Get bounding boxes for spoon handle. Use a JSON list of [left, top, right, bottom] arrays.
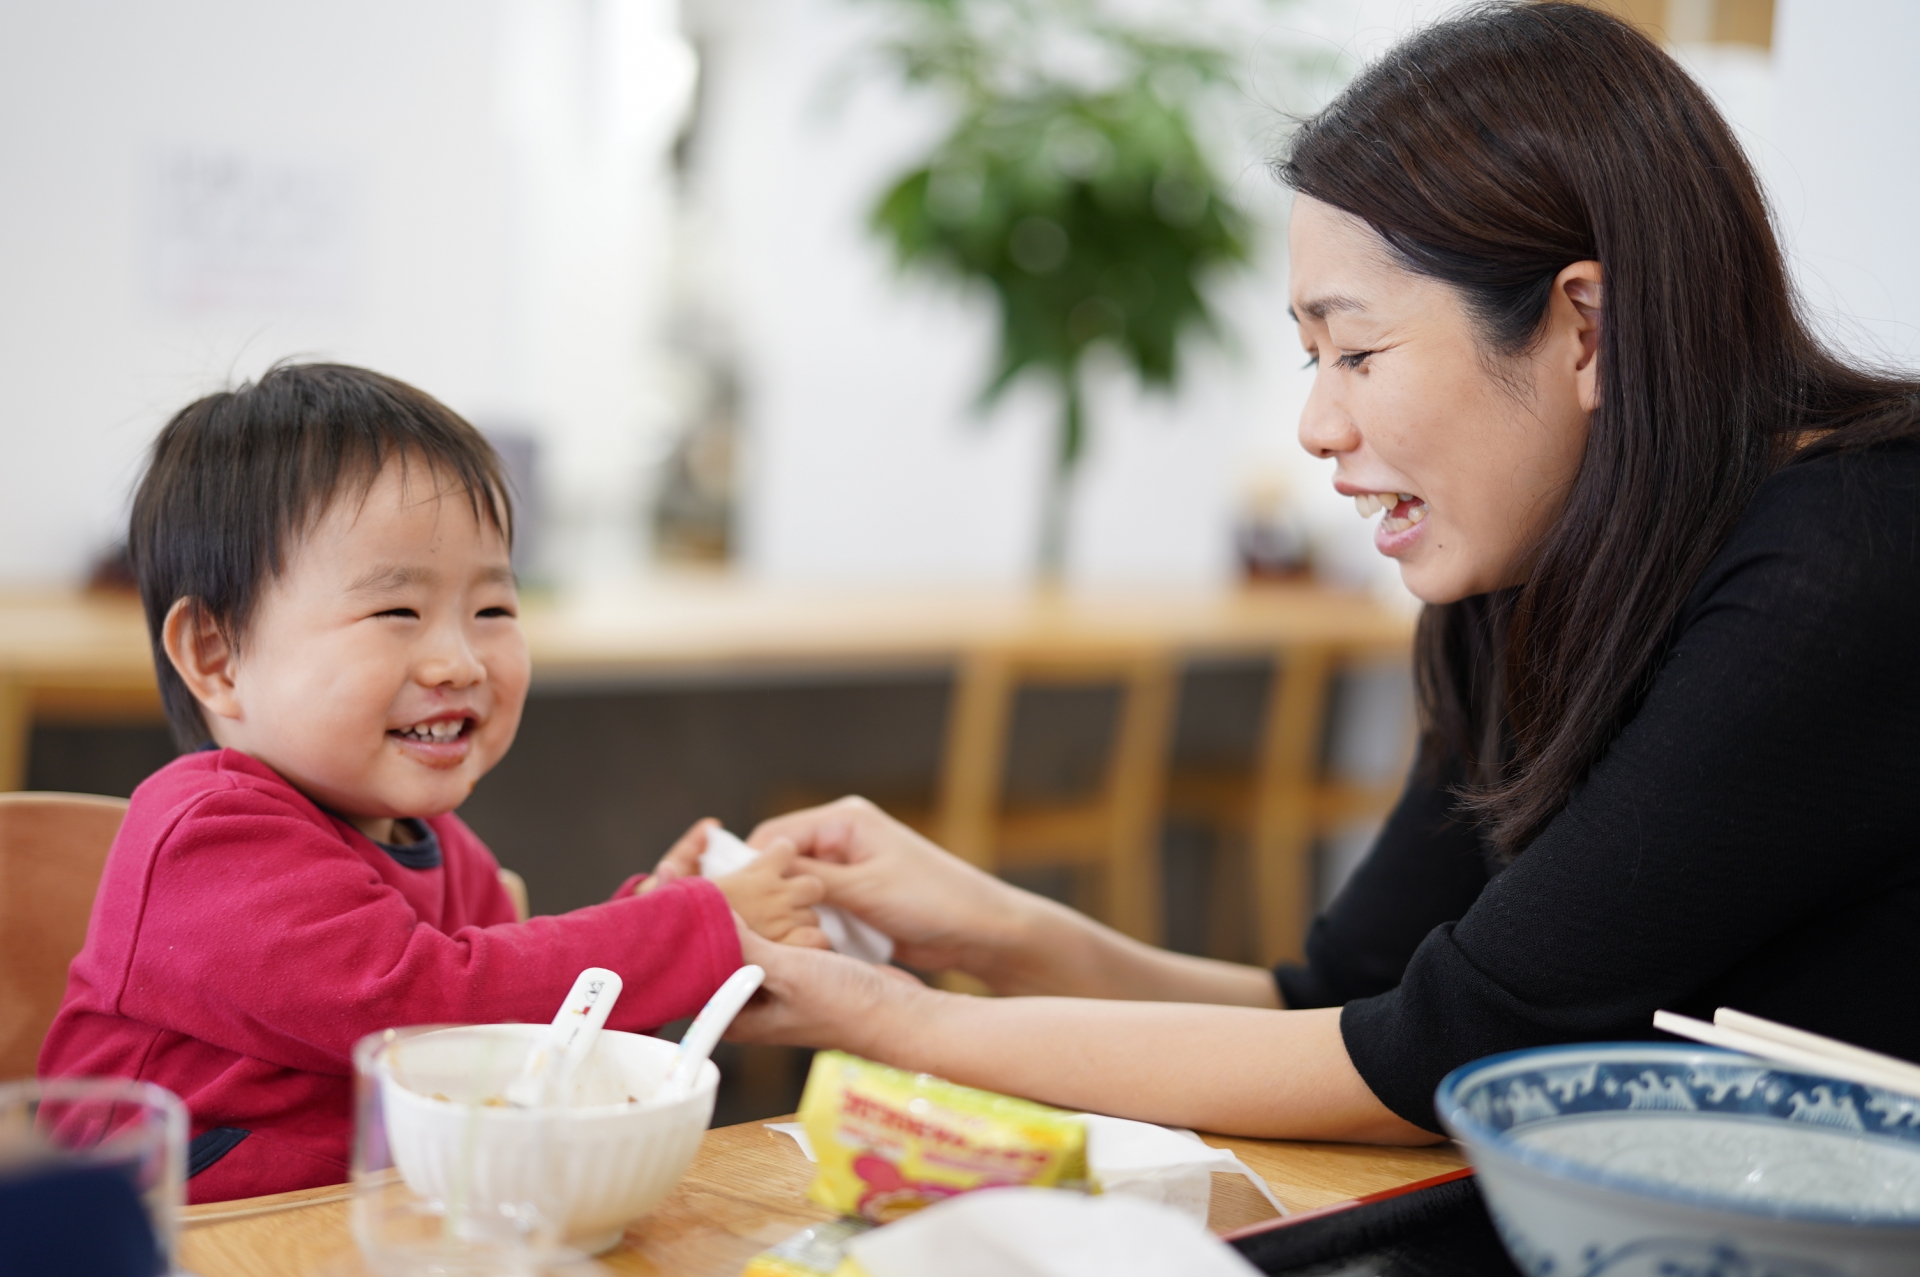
[[664, 965, 766, 1097], [506, 966, 624, 1107]]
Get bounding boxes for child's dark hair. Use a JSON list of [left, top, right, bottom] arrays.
[[130, 363, 514, 749]]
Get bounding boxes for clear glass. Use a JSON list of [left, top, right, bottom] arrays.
[[0, 1076, 187, 1275], [352, 1025, 580, 1277]]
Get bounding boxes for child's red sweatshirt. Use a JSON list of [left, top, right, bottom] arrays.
[[38, 749, 741, 1203]]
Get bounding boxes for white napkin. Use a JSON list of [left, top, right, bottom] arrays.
[[845, 1187, 1264, 1277], [1078, 1113, 1286, 1223], [700, 827, 895, 964], [765, 1113, 1285, 1225], [765, 1120, 813, 1159]]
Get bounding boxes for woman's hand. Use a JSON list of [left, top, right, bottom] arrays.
[[749, 796, 1279, 1005], [747, 797, 1038, 980], [727, 922, 931, 1054]]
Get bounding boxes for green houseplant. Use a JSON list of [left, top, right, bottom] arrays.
[[866, 0, 1263, 577]]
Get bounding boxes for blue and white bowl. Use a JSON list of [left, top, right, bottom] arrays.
[[1436, 1043, 1920, 1277]]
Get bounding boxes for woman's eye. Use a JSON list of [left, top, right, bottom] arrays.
[[1335, 349, 1374, 371], [1302, 353, 1320, 370]]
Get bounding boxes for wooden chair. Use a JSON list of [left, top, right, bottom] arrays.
[[0, 792, 128, 1080], [498, 866, 531, 923], [0, 789, 534, 1083], [935, 646, 1179, 945], [1164, 648, 1409, 965]]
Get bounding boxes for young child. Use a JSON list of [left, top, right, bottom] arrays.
[[38, 363, 827, 1203]]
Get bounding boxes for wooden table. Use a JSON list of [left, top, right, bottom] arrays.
[[179, 1117, 1467, 1276], [0, 581, 1413, 963]]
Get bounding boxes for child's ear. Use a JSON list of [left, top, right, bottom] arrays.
[[161, 598, 244, 723]]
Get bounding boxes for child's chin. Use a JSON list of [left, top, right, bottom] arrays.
[[369, 768, 474, 812]]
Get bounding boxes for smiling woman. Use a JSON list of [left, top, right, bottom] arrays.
[[1274, 6, 1920, 859], [710, 1, 1920, 1147], [1288, 211, 1600, 608]]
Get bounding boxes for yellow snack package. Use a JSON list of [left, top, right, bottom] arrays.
[[798, 1051, 1092, 1223]]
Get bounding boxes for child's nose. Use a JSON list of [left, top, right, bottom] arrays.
[[417, 624, 486, 687]]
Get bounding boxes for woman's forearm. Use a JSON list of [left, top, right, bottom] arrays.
[[756, 798, 1283, 1007], [847, 985, 1432, 1144], [969, 890, 1282, 1008]]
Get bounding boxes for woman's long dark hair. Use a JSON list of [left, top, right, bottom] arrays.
[[1277, 2, 1920, 859]]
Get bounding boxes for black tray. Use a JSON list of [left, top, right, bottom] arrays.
[[1226, 1168, 1523, 1277]]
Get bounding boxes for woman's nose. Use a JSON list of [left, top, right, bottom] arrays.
[[1298, 378, 1361, 459]]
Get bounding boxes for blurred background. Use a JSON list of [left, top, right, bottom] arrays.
[[2, 0, 1909, 1121]]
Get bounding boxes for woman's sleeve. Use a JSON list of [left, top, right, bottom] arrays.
[[1273, 749, 1491, 1009], [1341, 448, 1920, 1131]]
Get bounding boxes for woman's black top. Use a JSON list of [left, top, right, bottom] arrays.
[[1275, 441, 1920, 1132]]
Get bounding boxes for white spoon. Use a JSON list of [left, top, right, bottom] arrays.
[[504, 966, 624, 1108], [651, 964, 766, 1106]]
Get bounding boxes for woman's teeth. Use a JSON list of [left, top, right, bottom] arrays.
[[397, 720, 466, 743], [1383, 503, 1427, 533], [1354, 492, 1427, 532]]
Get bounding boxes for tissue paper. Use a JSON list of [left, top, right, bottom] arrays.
[[1078, 1114, 1286, 1224], [844, 1187, 1264, 1277], [699, 828, 894, 963]]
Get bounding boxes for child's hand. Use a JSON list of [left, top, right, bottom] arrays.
[[639, 819, 830, 950], [715, 840, 832, 950]]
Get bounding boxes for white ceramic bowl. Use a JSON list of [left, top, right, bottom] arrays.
[[1437, 1043, 1920, 1276], [378, 1024, 714, 1254]]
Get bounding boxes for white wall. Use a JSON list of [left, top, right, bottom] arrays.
[[1767, 0, 1920, 366], [694, 0, 1469, 593], [1671, 4, 1920, 366], [0, 0, 689, 588], [9, 1, 1902, 596], [697, 0, 1920, 593]]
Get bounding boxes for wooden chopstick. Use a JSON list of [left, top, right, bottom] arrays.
[[1653, 1009, 1920, 1099], [1714, 1008, 1920, 1089]]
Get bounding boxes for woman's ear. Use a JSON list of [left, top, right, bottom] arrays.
[[161, 598, 243, 725], [1555, 260, 1604, 413]]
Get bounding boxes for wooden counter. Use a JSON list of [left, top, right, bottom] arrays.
[[179, 1116, 1466, 1276], [0, 581, 1413, 962]]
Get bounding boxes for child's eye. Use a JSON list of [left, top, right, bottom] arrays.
[[477, 606, 517, 619], [1335, 349, 1374, 371], [375, 607, 419, 620]]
